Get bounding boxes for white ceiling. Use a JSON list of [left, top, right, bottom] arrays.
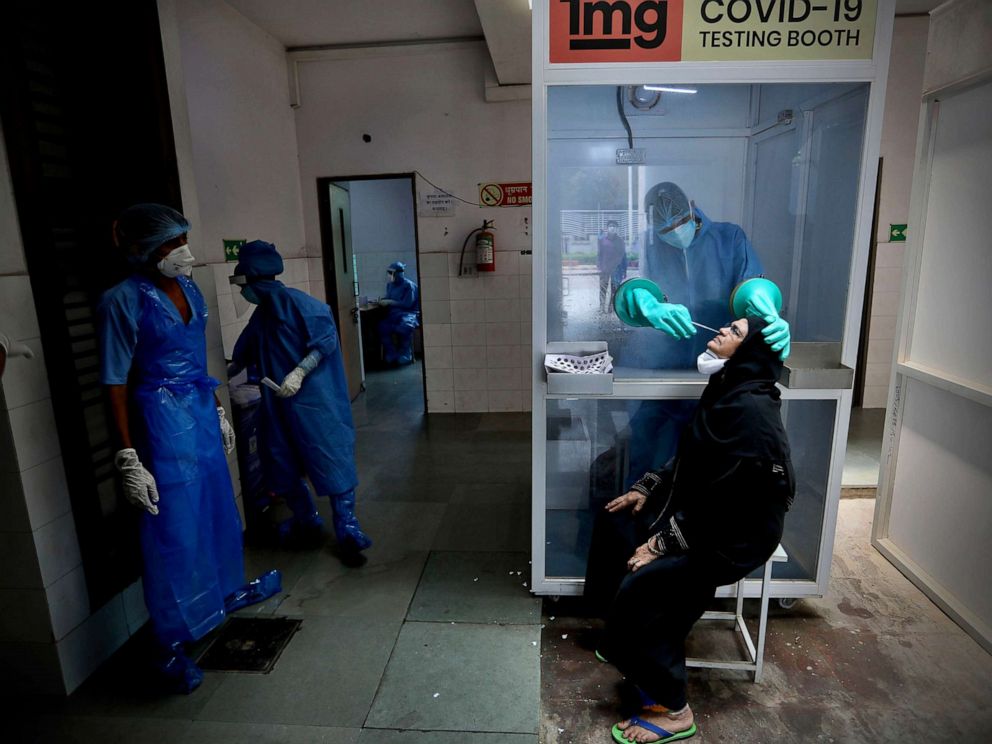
[[225, 0, 484, 49], [473, 0, 532, 86], [225, 0, 942, 84]]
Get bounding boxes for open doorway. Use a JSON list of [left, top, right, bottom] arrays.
[[316, 173, 426, 413]]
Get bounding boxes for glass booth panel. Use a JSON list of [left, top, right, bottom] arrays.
[[544, 397, 836, 582], [546, 83, 869, 377]]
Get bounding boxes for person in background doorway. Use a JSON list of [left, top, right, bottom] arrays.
[[228, 240, 372, 566], [98, 204, 281, 694], [585, 316, 794, 743], [598, 219, 627, 313], [377, 260, 419, 365]]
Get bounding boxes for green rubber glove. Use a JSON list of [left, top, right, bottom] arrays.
[[625, 289, 696, 340], [746, 292, 791, 361]]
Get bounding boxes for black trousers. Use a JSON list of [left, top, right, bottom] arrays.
[[584, 507, 783, 709]]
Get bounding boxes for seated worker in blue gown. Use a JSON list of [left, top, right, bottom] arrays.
[[585, 316, 795, 744], [227, 240, 372, 565], [619, 182, 791, 484], [377, 261, 420, 365], [98, 204, 281, 694]]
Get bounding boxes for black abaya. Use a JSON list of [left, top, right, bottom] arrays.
[[583, 317, 794, 709]]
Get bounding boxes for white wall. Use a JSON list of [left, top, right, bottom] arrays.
[[0, 128, 72, 695], [173, 0, 309, 358], [863, 15, 929, 408], [874, 0, 992, 652], [293, 42, 533, 412], [346, 178, 418, 292]]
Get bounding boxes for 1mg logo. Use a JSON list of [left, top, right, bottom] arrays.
[[550, 0, 684, 62], [563, 0, 669, 49]]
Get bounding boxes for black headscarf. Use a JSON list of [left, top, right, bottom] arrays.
[[684, 316, 790, 465]]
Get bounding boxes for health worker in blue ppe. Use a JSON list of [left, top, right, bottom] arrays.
[[98, 204, 281, 694], [377, 261, 420, 365], [228, 240, 372, 565], [619, 182, 791, 483]]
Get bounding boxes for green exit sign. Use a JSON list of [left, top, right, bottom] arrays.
[[889, 224, 907, 242], [224, 239, 246, 261]]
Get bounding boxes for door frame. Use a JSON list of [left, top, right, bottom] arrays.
[[315, 172, 427, 413]]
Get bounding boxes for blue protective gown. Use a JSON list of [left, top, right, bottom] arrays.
[[378, 276, 419, 363], [98, 275, 244, 645], [231, 281, 358, 499], [624, 208, 765, 482]]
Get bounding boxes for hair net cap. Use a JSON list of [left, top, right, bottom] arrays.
[[388, 261, 406, 273], [115, 203, 190, 264], [235, 240, 284, 278]]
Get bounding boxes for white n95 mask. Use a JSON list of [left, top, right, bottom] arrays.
[[696, 349, 727, 376], [659, 220, 696, 251], [157, 245, 195, 278]]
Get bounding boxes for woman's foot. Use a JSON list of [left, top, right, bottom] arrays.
[[615, 705, 695, 743]]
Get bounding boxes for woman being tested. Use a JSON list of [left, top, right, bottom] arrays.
[[99, 205, 280, 693], [584, 316, 794, 743]]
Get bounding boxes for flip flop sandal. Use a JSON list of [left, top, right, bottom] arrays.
[[611, 718, 697, 744]]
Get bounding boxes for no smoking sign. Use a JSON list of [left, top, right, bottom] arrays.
[[478, 182, 531, 208]]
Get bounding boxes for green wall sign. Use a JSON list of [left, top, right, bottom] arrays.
[[223, 239, 246, 262], [889, 224, 907, 242]]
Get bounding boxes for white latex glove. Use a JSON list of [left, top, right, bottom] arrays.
[[217, 407, 236, 455], [0, 332, 35, 359], [114, 448, 160, 515], [276, 367, 307, 398]]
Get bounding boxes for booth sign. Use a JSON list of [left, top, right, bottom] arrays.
[[550, 0, 877, 63]]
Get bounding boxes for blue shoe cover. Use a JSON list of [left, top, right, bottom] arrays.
[[224, 569, 283, 613], [157, 643, 203, 694], [330, 491, 372, 552]]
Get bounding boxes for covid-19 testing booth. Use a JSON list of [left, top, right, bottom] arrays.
[[530, 0, 896, 599]]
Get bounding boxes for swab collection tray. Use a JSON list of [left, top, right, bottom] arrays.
[[544, 342, 614, 395]]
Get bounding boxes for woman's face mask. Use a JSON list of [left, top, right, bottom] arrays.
[[157, 244, 195, 278], [696, 349, 727, 376]]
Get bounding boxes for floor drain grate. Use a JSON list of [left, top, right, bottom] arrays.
[[197, 616, 302, 673]]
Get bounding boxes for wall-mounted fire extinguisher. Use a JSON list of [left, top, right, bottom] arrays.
[[458, 219, 496, 276], [476, 226, 495, 272]]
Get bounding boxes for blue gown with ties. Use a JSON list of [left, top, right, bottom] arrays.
[[98, 275, 244, 645]]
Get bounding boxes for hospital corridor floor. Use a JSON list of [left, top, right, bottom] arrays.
[[7, 364, 992, 742]]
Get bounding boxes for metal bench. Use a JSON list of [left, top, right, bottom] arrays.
[[685, 543, 788, 682]]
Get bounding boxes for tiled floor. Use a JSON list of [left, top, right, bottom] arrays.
[[9, 363, 541, 743], [8, 370, 992, 743]]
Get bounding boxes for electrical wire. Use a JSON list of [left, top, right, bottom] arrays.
[[616, 86, 634, 149], [414, 170, 479, 206]]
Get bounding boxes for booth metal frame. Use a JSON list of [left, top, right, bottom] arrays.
[[530, 0, 897, 599]]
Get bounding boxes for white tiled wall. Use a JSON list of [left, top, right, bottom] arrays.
[[860, 17, 929, 408], [863, 242, 905, 408], [420, 247, 533, 413]]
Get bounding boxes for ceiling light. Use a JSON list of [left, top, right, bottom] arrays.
[[643, 86, 697, 94], [627, 85, 661, 110]]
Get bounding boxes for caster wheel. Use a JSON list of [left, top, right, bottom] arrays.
[[778, 597, 798, 610]]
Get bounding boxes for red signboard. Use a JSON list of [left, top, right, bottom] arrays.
[[479, 182, 532, 208], [550, 0, 684, 63]]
